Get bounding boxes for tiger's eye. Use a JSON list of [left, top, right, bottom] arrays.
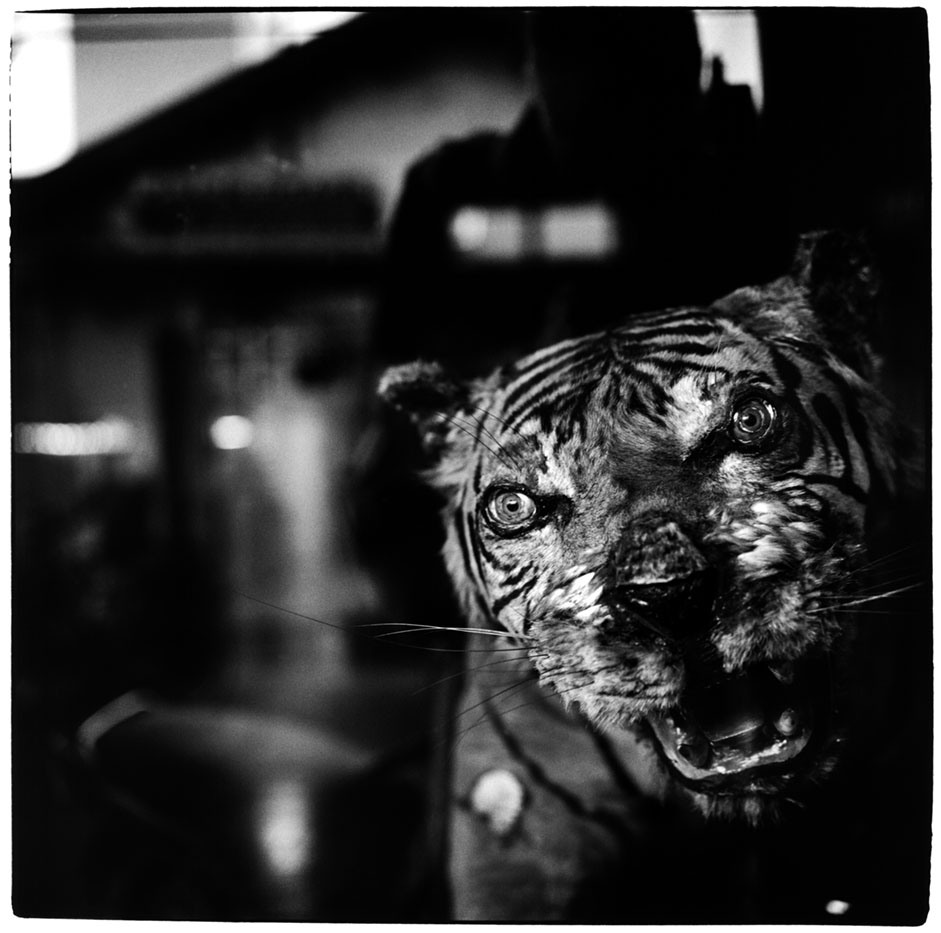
[[730, 396, 777, 446], [486, 489, 538, 527]]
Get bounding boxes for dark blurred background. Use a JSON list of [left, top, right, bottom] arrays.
[[10, 8, 930, 922]]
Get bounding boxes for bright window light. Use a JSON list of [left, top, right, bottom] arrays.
[[11, 13, 77, 178], [694, 9, 764, 113]]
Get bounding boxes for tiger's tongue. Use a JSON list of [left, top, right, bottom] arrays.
[[652, 662, 813, 780], [686, 672, 769, 746]]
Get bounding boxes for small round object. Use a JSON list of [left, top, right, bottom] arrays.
[[485, 488, 538, 528], [470, 768, 526, 837], [730, 395, 777, 447]]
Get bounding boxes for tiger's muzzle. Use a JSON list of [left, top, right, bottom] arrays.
[[607, 513, 831, 800], [609, 515, 718, 640]]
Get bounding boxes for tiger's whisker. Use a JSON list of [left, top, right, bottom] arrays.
[[464, 402, 530, 444], [817, 570, 925, 594], [856, 544, 919, 567], [362, 621, 530, 639], [475, 678, 600, 726], [826, 582, 924, 608], [439, 412, 519, 473], [449, 411, 524, 472], [812, 608, 914, 616], [411, 652, 547, 698], [449, 681, 542, 747], [234, 590, 351, 632]]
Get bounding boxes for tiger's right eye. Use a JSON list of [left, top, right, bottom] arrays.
[[483, 487, 538, 531], [729, 394, 778, 448]]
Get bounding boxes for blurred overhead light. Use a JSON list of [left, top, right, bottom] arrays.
[[450, 207, 491, 252], [14, 419, 135, 457], [694, 9, 764, 113], [449, 204, 619, 262], [210, 415, 254, 450]]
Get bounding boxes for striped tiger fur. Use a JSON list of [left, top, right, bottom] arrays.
[[379, 231, 916, 921]]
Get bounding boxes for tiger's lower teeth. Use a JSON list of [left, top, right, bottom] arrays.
[[678, 737, 712, 768], [648, 662, 820, 782]]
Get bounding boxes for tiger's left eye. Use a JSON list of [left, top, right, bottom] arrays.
[[485, 488, 538, 529], [730, 395, 777, 447]]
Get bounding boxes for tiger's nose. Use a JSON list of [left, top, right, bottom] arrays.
[[612, 569, 718, 640], [610, 517, 717, 640]]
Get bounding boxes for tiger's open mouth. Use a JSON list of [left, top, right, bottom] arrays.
[[647, 656, 830, 793]]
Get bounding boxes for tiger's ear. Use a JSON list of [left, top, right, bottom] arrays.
[[378, 360, 469, 455], [791, 229, 882, 380], [716, 230, 883, 380]]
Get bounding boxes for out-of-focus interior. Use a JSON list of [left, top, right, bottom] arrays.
[[11, 9, 930, 922]]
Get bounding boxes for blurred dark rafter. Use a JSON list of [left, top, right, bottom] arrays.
[[13, 10, 526, 294]]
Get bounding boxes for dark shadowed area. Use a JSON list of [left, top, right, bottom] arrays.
[[11, 8, 930, 922]]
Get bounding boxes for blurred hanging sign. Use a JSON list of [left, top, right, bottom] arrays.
[[448, 203, 619, 263], [113, 166, 381, 259]]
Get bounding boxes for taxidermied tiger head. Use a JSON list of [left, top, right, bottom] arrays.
[[380, 231, 903, 822]]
